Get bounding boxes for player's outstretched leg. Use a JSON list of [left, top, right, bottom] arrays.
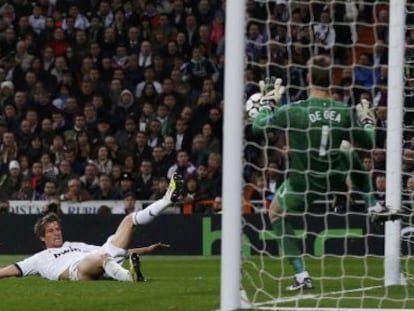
[[131, 172, 184, 226]]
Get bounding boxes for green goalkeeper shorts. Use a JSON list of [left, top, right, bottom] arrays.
[[276, 174, 347, 214]]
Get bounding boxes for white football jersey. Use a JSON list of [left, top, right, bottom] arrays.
[[15, 242, 101, 280]]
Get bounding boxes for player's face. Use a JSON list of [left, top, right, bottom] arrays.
[[41, 221, 63, 248]]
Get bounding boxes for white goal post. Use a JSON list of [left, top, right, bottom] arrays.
[[220, 0, 246, 310], [384, 0, 405, 286]]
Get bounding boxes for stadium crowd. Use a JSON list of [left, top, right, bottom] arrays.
[[0, 0, 410, 213], [0, 0, 227, 214]]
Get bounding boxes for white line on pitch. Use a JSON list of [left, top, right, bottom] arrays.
[[253, 285, 383, 307]]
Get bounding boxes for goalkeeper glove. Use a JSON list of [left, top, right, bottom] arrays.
[[259, 77, 285, 108], [356, 99, 376, 128]]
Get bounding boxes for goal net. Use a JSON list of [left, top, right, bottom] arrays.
[[237, 0, 414, 310]]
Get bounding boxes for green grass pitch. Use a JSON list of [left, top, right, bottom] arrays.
[[1, 255, 414, 310], [0, 255, 220, 311], [243, 255, 414, 310]]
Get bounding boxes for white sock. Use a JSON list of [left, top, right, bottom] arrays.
[[103, 257, 132, 282], [295, 271, 310, 283], [132, 199, 170, 226]]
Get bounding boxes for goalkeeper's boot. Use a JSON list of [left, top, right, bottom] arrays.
[[367, 202, 400, 223], [286, 277, 313, 291], [164, 172, 184, 204], [129, 253, 146, 282]]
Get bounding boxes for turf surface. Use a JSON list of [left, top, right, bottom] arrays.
[[0, 255, 220, 311], [1, 255, 414, 310], [243, 255, 414, 310]]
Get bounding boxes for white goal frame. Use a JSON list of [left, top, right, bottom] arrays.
[[220, 0, 406, 310]]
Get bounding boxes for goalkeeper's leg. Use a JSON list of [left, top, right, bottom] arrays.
[[348, 151, 383, 211], [268, 181, 313, 291]]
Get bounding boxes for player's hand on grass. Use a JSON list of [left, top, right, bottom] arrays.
[[356, 99, 376, 128], [129, 243, 171, 255], [144, 243, 171, 254]]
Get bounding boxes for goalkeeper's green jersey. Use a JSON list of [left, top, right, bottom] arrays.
[[252, 97, 375, 192]]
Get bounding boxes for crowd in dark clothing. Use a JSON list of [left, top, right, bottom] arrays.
[[0, 0, 412, 214], [0, 0, 226, 213]]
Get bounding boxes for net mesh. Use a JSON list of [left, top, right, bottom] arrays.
[[242, 0, 414, 309]]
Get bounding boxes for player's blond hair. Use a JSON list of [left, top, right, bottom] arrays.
[[34, 212, 62, 239]]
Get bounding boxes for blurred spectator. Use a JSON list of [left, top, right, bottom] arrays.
[[151, 145, 169, 178], [91, 145, 113, 176], [245, 21, 266, 62], [135, 159, 155, 200], [60, 177, 91, 202], [135, 66, 163, 98], [121, 153, 137, 177], [123, 192, 137, 215], [375, 7, 389, 44], [40, 152, 59, 181], [173, 118, 192, 153], [149, 177, 169, 201], [97, 204, 112, 215], [112, 90, 138, 128], [200, 122, 220, 154], [18, 154, 31, 177], [167, 149, 196, 179], [0, 132, 18, 171], [48, 28, 69, 57], [118, 172, 136, 198], [162, 135, 177, 168], [133, 131, 153, 163], [104, 135, 120, 161], [115, 117, 138, 152], [93, 174, 121, 200], [0, 160, 22, 197], [80, 163, 100, 195], [207, 152, 222, 197], [182, 45, 218, 95], [75, 131, 92, 163], [190, 134, 209, 167], [11, 175, 39, 200], [212, 196, 222, 214], [373, 173, 386, 202], [138, 90, 158, 118], [0, 199, 10, 214], [97, 0, 114, 28], [353, 53, 380, 96], [155, 104, 174, 136], [63, 5, 89, 30], [30, 161, 48, 195], [39, 180, 59, 201], [310, 10, 335, 56], [147, 119, 164, 148]]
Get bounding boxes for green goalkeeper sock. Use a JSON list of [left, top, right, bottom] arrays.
[[272, 218, 305, 274]]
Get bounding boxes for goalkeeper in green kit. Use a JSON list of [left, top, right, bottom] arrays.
[[248, 55, 387, 291]]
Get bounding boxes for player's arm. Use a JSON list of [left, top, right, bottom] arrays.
[[0, 264, 22, 279], [128, 242, 170, 255]]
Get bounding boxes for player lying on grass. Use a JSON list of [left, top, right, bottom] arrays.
[[247, 55, 388, 291], [0, 173, 184, 282]]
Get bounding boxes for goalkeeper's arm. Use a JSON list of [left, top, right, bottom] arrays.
[[251, 109, 277, 136], [250, 78, 285, 135]]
